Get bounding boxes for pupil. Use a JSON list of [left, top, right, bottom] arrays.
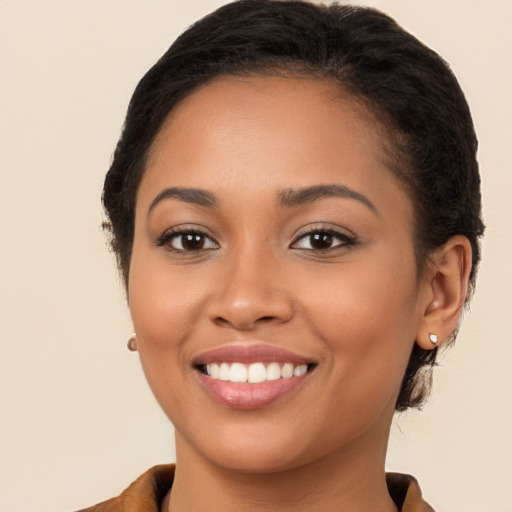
[[311, 233, 332, 249], [183, 234, 204, 250]]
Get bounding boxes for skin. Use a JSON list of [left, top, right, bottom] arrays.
[[128, 76, 471, 511]]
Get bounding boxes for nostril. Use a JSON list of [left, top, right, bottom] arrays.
[[213, 317, 232, 327], [207, 295, 294, 330], [210, 313, 284, 331]]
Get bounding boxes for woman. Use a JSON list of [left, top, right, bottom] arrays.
[[80, 1, 483, 510]]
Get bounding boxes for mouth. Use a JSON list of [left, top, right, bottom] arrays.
[[197, 361, 313, 383], [193, 344, 317, 409]]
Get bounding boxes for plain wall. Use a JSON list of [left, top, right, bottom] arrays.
[[1, 1, 510, 510]]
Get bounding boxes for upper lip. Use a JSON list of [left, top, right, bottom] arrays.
[[193, 343, 315, 366]]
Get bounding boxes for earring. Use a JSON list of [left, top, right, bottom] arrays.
[[127, 334, 138, 352], [429, 333, 438, 345]]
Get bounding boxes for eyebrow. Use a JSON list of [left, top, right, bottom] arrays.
[[148, 187, 218, 215], [147, 183, 377, 216], [278, 184, 378, 214]]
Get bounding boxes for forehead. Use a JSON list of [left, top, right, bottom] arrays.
[[140, 75, 409, 218], [147, 75, 386, 164]]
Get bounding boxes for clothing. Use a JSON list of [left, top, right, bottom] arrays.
[[76, 464, 435, 512]]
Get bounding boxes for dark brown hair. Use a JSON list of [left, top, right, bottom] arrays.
[[102, 0, 484, 410]]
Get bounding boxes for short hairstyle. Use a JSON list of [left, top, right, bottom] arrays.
[[102, 0, 484, 410]]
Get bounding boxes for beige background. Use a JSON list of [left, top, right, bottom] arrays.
[[1, 1, 511, 510]]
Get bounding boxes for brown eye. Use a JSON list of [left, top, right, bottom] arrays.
[[291, 229, 356, 252], [179, 234, 207, 251], [309, 233, 333, 250], [158, 230, 219, 252]]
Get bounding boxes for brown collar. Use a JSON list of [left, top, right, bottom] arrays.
[[78, 464, 435, 511], [386, 472, 436, 511]]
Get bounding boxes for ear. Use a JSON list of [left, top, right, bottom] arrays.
[[416, 235, 473, 350]]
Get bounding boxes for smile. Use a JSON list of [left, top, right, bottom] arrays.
[[193, 344, 316, 409], [203, 362, 309, 383]]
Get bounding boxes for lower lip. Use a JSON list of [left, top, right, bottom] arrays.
[[196, 371, 311, 409]]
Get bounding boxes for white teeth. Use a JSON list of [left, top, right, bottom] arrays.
[[218, 362, 230, 381], [293, 364, 308, 377], [248, 362, 267, 383], [203, 362, 310, 383], [266, 362, 281, 381], [230, 362, 248, 382], [281, 363, 294, 379], [210, 363, 219, 379]]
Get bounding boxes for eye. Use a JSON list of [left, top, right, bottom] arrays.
[[156, 229, 219, 252], [291, 227, 357, 252]]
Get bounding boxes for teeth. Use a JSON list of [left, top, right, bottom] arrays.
[[203, 362, 310, 383], [281, 363, 294, 379], [248, 362, 267, 383], [266, 362, 281, 381], [230, 363, 248, 382], [218, 362, 230, 381], [293, 364, 307, 377], [210, 363, 219, 379]]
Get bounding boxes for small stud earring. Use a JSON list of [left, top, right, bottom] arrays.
[[429, 333, 438, 345], [127, 334, 138, 352]]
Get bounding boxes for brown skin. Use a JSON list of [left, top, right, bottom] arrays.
[[128, 76, 472, 511]]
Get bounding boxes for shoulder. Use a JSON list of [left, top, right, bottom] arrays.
[[74, 464, 175, 512]]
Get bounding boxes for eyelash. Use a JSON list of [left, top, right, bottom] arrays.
[[290, 226, 358, 252], [155, 225, 358, 253], [156, 227, 219, 253]]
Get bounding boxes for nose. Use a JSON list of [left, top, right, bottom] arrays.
[[206, 250, 294, 331]]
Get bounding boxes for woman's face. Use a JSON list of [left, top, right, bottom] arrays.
[[129, 76, 429, 472]]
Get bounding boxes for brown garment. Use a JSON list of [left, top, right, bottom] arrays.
[[76, 464, 435, 512]]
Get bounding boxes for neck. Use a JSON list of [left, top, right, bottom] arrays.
[[167, 418, 398, 512]]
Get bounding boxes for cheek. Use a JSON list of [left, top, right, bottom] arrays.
[[129, 248, 203, 342], [299, 251, 420, 388], [318, 273, 418, 344], [127, 259, 209, 427], [294, 265, 419, 447], [127, 249, 204, 392]]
